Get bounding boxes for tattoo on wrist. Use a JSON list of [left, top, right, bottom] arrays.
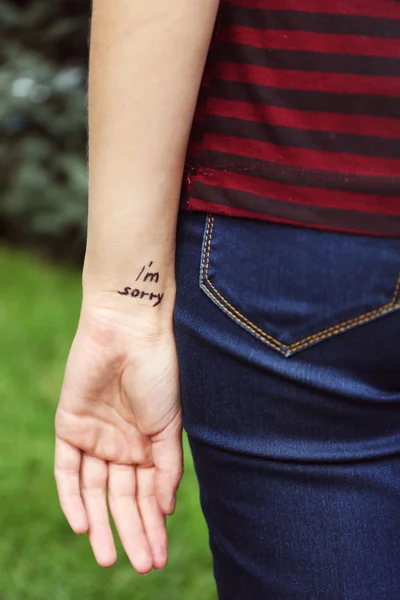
[[117, 261, 164, 307]]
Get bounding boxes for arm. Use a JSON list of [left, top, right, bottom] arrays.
[[55, 0, 219, 575], [84, 0, 219, 317]]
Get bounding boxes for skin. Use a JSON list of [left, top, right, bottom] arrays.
[[54, 0, 219, 575]]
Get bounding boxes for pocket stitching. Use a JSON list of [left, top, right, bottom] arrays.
[[200, 214, 400, 356], [200, 214, 283, 352]]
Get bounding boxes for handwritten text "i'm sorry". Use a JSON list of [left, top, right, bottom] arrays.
[[117, 261, 164, 307]]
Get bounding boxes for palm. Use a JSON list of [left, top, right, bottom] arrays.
[[54, 308, 182, 574]]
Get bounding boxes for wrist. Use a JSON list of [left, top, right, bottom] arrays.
[[76, 302, 175, 355], [82, 258, 176, 325]]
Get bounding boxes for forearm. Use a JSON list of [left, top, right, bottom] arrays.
[[83, 0, 219, 318]]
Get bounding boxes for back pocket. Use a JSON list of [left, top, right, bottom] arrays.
[[199, 214, 400, 357]]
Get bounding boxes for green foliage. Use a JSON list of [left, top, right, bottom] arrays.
[[1, 0, 91, 262], [0, 247, 216, 600]]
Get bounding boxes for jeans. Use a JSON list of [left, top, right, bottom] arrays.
[[173, 210, 400, 600]]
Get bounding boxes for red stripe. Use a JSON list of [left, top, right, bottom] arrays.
[[193, 169, 400, 214], [206, 98, 400, 138], [213, 62, 400, 98], [229, 0, 400, 19], [217, 25, 400, 57], [202, 133, 400, 177], [183, 197, 388, 237]]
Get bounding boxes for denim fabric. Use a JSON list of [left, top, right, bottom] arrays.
[[173, 211, 400, 600]]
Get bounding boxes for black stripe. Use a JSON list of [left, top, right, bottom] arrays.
[[188, 121, 204, 142], [220, 7, 400, 39], [216, 44, 400, 78], [195, 150, 400, 196], [192, 180, 400, 236], [204, 115, 400, 159], [211, 80, 400, 118]]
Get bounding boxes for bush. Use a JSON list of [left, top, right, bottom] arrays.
[[0, 0, 91, 263]]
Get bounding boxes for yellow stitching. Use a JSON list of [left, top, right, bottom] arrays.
[[202, 283, 285, 352], [201, 215, 284, 352], [201, 218, 282, 351], [202, 276, 398, 355], [205, 215, 213, 279], [205, 218, 281, 346], [290, 298, 398, 350], [199, 216, 208, 283], [392, 271, 400, 303], [200, 214, 400, 355], [202, 216, 400, 352], [291, 304, 395, 351]]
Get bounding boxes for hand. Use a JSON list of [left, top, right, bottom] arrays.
[[54, 304, 182, 574]]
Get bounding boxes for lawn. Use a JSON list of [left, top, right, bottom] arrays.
[[0, 247, 216, 600]]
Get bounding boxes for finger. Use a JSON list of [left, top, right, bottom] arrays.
[[108, 463, 153, 574], [137, 465, 168, 570], [54, 437, 88, 534], [81, 454, 117, 568], [152, 417, 183, 515]]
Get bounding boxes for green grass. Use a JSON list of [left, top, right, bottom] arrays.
[[0, 247, 215, 600]]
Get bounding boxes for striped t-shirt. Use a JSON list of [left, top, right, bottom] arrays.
[[179, 0, 400, 237]]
